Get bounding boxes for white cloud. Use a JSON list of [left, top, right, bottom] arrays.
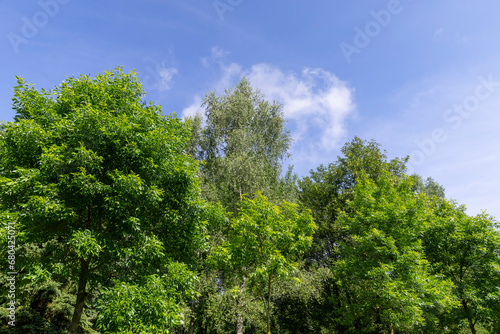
[[182, 95, 204, 119], [244, 64, 355, 150], [201, 46, 229, 67], [183, 57, 355, 155], [217, 62, 242, 90], [157, 66, 178, 91], [210, 46, 228, 60], [182, 47, 356, 176]]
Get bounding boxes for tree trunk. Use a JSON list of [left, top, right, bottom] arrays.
[[188, 316, 195, 334], [69, 258, 90, 334], [237, 317, 244, 334], [461, 300, 477, 334], [266, 275, 272, 334], [237, 277, 246, 334]]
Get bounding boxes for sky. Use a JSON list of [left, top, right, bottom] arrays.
[[1, 0, 499, 220]]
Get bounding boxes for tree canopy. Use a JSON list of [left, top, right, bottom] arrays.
[[0, 68, 205, 333], [211, 192, 316, 334], [187, 77, 293, 213], [0, 69, 498, 334]]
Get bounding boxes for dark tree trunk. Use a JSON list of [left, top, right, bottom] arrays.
[[69, 258, 90, 334], [462, 300, 477, 334]]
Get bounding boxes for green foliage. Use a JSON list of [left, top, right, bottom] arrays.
[[298, 137, 408, 266], [332, 172, 456, 332], [211, 192, 316, 333], [185, 78, 297, 333], [0, 68, 204, 333], [213, 192, 315, 290], [187, 78, 294, 213], [96, 263, 198, 334], [423, 200, 500, 333], [272, 266, 335, 334], [0, 228, 97, 333], [1, 67, 498, 334], [410, 174, 445, 198], [200, 274, 267, 334], [70, 229, 102, 259]]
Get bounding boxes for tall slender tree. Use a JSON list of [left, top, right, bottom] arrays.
[[185, 78, 296, 333], [187, 77, 294, 213]]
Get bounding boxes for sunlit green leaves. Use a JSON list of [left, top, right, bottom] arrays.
[[0, 68, 205, 332], [96, 263, 198, 334], [422, 200, 500, 332], [213, 193, 315, 283], [69, 229, 102, 259], [210, 192, 316, 332], [332, 172, 456, 332]]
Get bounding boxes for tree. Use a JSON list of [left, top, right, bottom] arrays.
[[272, 266, 334, 333], [0, 68, 204, 333], [185, 78, 296, 333], [210, 192, 316, 334], [285, 138, 409, 332], [298, 137, 408, 266], [296, 138, 453, 333], [422, 200, 500, 333], [410, 174, 445, 198], [332, 172, 456, 333], [187, 77, 294, 213]]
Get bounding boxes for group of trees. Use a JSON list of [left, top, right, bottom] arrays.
[[0, 69, 499, 333]]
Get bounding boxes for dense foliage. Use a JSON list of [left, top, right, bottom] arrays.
[[1, 69, 498, 333], [0, 69, 204, 333]]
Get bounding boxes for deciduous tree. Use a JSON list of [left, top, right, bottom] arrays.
[[0, 68, 203, 333], [423, 200, 500, 333], [211, 192, 316, 334], [298, 137, 408, 266], [332, 172, 456, 333], [187, 78, 294, 213]]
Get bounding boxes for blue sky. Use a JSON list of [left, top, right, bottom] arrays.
[[1, 0, 499, 219]]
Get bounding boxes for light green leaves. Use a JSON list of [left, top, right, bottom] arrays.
[[96, 263, 198, 334], [332, 172, 456, 332], [210, 192, 316, 332], [214, 192, 315, 283], [70, 229, 102, 259]]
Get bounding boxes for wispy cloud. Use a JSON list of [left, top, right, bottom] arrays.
[[244, 64, 355, 150], [181, 95, 204, 119], [201, 46, 229, 67], [157, 66, 178, 91], [182, 47, 356, 171], [139, 57, 178, 92]]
